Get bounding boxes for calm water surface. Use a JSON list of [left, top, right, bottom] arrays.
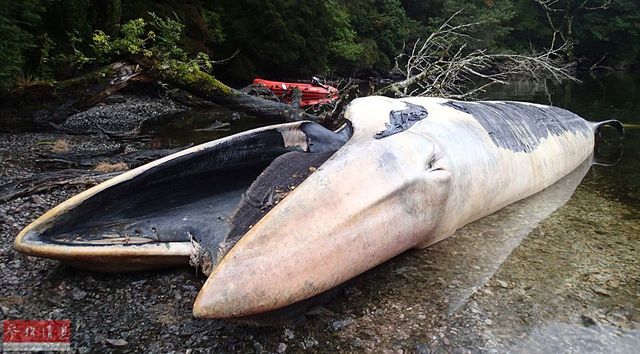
[[146, 72, 639, 352]]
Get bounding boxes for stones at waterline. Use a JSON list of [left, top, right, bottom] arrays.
[[300, 337, 318, 349], [71, 288, 87, 300], [62, 97, 186, 134]]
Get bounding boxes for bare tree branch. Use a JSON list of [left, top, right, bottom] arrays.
[[375, 10, 578, 99]]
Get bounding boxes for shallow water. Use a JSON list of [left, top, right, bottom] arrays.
[[111, 73, 640, 351], [140, 106, 273, 148], [453, 72, 640, 352]]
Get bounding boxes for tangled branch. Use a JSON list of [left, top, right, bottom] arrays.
[[376, 10, 577, 99]]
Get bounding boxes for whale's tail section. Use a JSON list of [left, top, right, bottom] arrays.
[[591, 119, 624, 166], [591, 119, 624, 139]]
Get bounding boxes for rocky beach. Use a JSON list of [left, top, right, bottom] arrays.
[[1, 91, 639, 353]]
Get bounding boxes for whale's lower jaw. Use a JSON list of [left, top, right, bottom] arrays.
[[14, 121, 352, 272], [53, 254, 191, 273]]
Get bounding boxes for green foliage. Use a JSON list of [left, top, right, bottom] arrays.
[[92, 13, 188, 62], [36, 34, 55, 80], [0, 0, 45, 88], [67, 31, 93, 69], [201, 9, 225, 44], [326, 1, 363, 70], [2, 0, 639, 90], [0, 0, 116, 88], [93, 18, 155, 59], [424, 0, 516, 51], [338, 0, 418, 70], [572, 0, 640, 67], [405, 0, 534, 55], [91, 13, 221, 83], [211, 0, 327, 80], [117, 18, 149, 55], [328, 24, 363, 66], [505, 0, 640, 67]]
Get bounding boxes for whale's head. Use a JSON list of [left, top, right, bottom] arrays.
[[193, 96, 452, 318]]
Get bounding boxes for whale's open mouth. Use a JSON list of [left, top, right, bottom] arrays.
[[14, 121, 352, 272]]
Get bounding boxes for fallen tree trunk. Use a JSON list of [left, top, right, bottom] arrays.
[[0, 170, 120, 203], [35, 145, 191, 169], [0, 62, 142, 129], [35, 145, 127, 169], [3, 59, 323, 135], [135, 57, 321, 123]]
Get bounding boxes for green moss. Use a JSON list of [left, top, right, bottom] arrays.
[[151, 58, 232, 96], [190, 70, 232, 95], [53, 65, 115, 95]]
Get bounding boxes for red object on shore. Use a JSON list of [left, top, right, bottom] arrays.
[[252, 78, 339, 108]]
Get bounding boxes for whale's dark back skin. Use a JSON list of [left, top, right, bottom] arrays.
[[443, 101, 592, 152]]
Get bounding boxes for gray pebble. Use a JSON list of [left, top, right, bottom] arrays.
[[276, 342, 287, 353], [106, 338, 128, 347]]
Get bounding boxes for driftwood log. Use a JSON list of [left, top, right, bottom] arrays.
[[35, 145, 191, 170], [0, 170, 120, 204], [0, 62, 143, 129]]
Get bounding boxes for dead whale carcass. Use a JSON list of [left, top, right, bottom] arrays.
[[14, 96, 622, 318]]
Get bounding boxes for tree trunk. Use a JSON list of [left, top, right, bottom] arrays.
[[0, 62, 141, 130], [137, 57, 320, 123], [1, 60, 321, 133]]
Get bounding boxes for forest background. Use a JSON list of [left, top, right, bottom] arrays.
[[1, 0, 639, 90]]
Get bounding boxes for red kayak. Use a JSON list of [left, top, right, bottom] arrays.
[[252, 78, 339, 107]]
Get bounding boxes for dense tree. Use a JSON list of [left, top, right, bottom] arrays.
[[338, 0, 417, 72], [211, 0, 328, 81], [571, 0, 640, 68], [209, 0, 367, 83], [0, 0, 639, 89], [402, 0, 515, 48], [427, 0, 515, 50], [0, 0, 44, 88], [506, 0, 640, 67]]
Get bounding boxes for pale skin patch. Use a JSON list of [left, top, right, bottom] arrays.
[[278, 126, 308, 150]]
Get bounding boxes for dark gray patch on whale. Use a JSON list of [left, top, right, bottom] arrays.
[[443, 101, 591, 152], [375, 103, 428, 139]]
